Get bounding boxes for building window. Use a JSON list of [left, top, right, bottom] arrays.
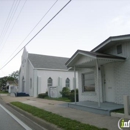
[[117, 45, 122, 54], [82, 71, 95, 92], [48, 77, 52, 86], [66, 78, 70, 87], [30, 78, 32, 88]]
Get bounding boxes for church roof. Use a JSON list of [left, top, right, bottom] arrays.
[[28, 53, 69, 70]]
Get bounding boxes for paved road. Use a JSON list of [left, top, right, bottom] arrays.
[[0, 98, 47, 130], [0, 104, 26, 130]]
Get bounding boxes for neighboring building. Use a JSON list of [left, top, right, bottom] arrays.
[[6, 80, 18, 93], [66, 34, 130, 104], [19, 48, 78, 97]]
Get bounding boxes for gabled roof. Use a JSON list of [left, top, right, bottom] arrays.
[[66, 50, 125, 67], [28, 53, 69, 70], [91, 34, 130, 52], [7, 80, 18, 86]]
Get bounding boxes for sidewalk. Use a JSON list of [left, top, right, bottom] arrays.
[[0, 94, 120, 130]]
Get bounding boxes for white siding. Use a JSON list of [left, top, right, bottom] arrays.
[[34, 69, 78, 97], [75, 55, 94, 65], [28, 60, 34, 96], [78, 68, 102, 102], [102, 42, 130, 104], [103, 42, 128, 58], [19, 49, 29, 92], [104, 63, 115, 102]]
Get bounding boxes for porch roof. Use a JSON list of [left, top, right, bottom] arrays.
[[66, 50, 126, 68]]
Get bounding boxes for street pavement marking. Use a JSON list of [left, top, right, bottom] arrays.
[[0, 104, 32, 130]]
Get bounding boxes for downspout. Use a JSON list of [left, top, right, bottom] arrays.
[[74, 66, 76, 104], [96, 58, 101, 107]]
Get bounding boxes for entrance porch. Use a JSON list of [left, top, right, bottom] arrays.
[[66, 50, 125, 114], [68, 101, 123, 115]]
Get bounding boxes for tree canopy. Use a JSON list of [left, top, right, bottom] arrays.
[[0, 70, 19, 88]]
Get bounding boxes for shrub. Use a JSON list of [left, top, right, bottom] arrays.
[[70, 93, 79, 102], [71, 89, 78, 93], [60, 87, 71, 98], [60, 88, 79, 102], [38, 93, 48, 98], [45, 91, 48, 95], [70, 89, 79, 102]]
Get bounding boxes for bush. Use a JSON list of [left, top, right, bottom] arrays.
[[45, 91, 48, 95], [60, 87, 71, 98], [70, 93, 79, 102], [70, 89, 79, 102], [38, 93, 48, 98], [60, 88, 79, 102], [71, 89, 78, 93]]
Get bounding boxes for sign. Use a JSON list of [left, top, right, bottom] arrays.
[[118, 118, 130, 130]]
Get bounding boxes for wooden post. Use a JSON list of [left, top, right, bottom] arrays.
[[96, 59, 100, 107], [74, 66, 76, 104]]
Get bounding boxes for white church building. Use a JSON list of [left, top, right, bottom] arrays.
[[19, 48, 78, 97]]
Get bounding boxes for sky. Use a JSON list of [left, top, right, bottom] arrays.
[[0, 0, 130, 77]]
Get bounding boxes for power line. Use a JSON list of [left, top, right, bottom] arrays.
[[0, 0, 16, 41], [0, 0, 27, 55], [5, 0, 58, 63], [0, 0, 21, 52], [0, 0, 72, 70]]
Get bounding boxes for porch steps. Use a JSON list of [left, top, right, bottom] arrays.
[[68, 101, 123, 115]]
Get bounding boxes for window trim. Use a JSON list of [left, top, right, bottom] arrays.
[[117, 44, 122, 54], [82, 71, 95, 92], [66, 78, 70, 87], [48, 77, 53, 86]]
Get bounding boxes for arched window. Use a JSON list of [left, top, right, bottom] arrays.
[[66, 78, 70, 87], [48, 77, 52, 86]]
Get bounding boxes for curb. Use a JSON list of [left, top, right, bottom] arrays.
[[8, 103, 62, 130]]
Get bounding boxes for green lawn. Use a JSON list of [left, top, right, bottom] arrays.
[[11, 102, 107, 130], [43, 96, 71, 102], [0, 91, 8, 94], [112, 108, 124, 113]]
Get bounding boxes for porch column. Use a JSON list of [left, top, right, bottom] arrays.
[[96, 59, 101, 107], [74, 66, 77, 104]]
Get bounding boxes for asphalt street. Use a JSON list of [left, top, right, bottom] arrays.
[[0, 105, 26, 130]]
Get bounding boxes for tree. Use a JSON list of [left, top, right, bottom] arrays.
[[9, 70, 19, 80], [0, 70, 19, 90], [0, 76, 8, 89]]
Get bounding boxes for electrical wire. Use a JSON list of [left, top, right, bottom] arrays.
[[0, 0, 21, 52], [0, 0, 27, 55], [0, 0, 16, 41], [0, 0, 72, 70], [5, 0, 58, 63]]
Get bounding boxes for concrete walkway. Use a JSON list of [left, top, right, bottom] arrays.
[[0, 94, 120, 130]]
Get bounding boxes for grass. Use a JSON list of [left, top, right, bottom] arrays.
[[43, 96, 71, 102], [112, 108, 124, 113], [0, 91, 8, 94], [11, 102, 107, 130]]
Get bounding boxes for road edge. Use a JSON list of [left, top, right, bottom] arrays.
[[8, 103, 62, 130]]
